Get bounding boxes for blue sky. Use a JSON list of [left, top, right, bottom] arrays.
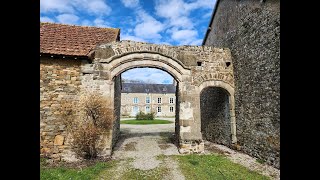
[[122, 68, 174, 84], [40, 0, 217, 83]]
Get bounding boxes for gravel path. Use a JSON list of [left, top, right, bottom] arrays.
[[111, 119, 185, 178], [109, 118, 279, 179], [163, 157, 185, 180]]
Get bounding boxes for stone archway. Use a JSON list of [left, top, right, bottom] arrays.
[[79, 40, 236, 156], [198, 81, 237, 144], [108, 53, 188, 82], [108, 53, 186, 152]]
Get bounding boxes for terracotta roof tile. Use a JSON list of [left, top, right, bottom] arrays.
[[40, 22, 120, 57]]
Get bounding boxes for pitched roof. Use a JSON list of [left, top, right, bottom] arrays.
[[40, 22, 120, 57], [122, 83, 176, 94]]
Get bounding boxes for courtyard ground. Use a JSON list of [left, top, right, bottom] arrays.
[[41, 118, 280, 179]]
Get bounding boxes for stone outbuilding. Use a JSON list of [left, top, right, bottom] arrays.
[[203, 0, 280, 168], [40, 22, 237, 161]]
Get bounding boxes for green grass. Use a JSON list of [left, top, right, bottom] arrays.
[[121, 167, 169, 180], [256, 158, 266, 164], [175, 154, 270, 180], [40, 159, 115, 180], [120, 119, 173, 125]]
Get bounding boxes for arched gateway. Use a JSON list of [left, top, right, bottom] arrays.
[[80, 40, 237, 155]]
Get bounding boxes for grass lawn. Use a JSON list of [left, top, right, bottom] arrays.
[[175, 154, 269, 180], [40, 158, 115, 180], [120, 119, 173, 125]]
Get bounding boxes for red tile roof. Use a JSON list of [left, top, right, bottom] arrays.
[[40, 22, 120, 57]]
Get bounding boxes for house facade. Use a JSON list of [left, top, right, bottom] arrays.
[[121, 83, 176, 117]]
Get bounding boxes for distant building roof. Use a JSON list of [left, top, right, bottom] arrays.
[[40, 22, 120, 57], [122, 83, 176, 94]]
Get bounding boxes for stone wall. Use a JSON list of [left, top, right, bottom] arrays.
[[40, 40, 237, 160], [204, 0, 280, 168], [200, 87, 231, 146], [40, 58, 82, 161]]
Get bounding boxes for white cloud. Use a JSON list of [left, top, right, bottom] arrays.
[[85, 0, 111, 15], [203, 11, 212, 18], [155, 0, 187, 18], [40, 0, 74, 13], [134, 10, 164, 40], [170, 29, 202, 45], [40, 16, 55, 23], [189, 39, 203, 45], [185, 0, 216, 11], [122, 68, 174, 84], [81, 20, 91, 26], [40, 0, 111, 16], [56, 14, 79, 24], [79, 18, 110, 27], [153, 0, 216, 44], [121, 0, 139, 8], [154, 0, 196, 29], [171, 29, 197, 41], [169, 16, 193, 29], [154, 0, 214, 20], [121, 34, 145, 42], [93, 18, 110, 27]]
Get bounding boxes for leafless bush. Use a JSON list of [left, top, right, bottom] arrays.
[[60, 100, 77, 131], [59, 93, 114, 159], [79, 93, 113, 130]]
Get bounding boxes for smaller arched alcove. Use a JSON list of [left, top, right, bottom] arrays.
[[200, 87, 232, 146]]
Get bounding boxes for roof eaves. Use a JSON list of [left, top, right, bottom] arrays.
[[40, 52, 90, 61]]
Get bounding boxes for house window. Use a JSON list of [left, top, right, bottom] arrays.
[[133, 97, 139, 104], [157, 97, 162, 104], [146, 105, 150, 113], [133, 106, 139, 112], [146, 97, 150, 104], [169, 97, 174, 104], [170, 106, 174, 112], [157, 106, 161, 112]]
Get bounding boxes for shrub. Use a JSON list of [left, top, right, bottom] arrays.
[[60, 93, 114, 159], [72, 122, 100, 159], [135, 111, 145, 120], [145, 112, 155, 120], [79, 93, 113, 130], [135, 111, 155, 120]]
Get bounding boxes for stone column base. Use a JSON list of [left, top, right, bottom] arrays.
[[178, 140, 204, 154]]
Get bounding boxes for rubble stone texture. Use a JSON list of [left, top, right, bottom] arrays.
[[40, 40, 237, 161], [203, 0, 280, 168]]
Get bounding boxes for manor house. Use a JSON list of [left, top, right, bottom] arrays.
[[121, 83, 176, 117]]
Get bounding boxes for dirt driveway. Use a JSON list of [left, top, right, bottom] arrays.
[[96, 118, 279, 180]]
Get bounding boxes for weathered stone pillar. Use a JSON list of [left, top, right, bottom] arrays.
[[178, 81, 204, 153], [229, 95, 237, 143], [80, 62, 116, 157]]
